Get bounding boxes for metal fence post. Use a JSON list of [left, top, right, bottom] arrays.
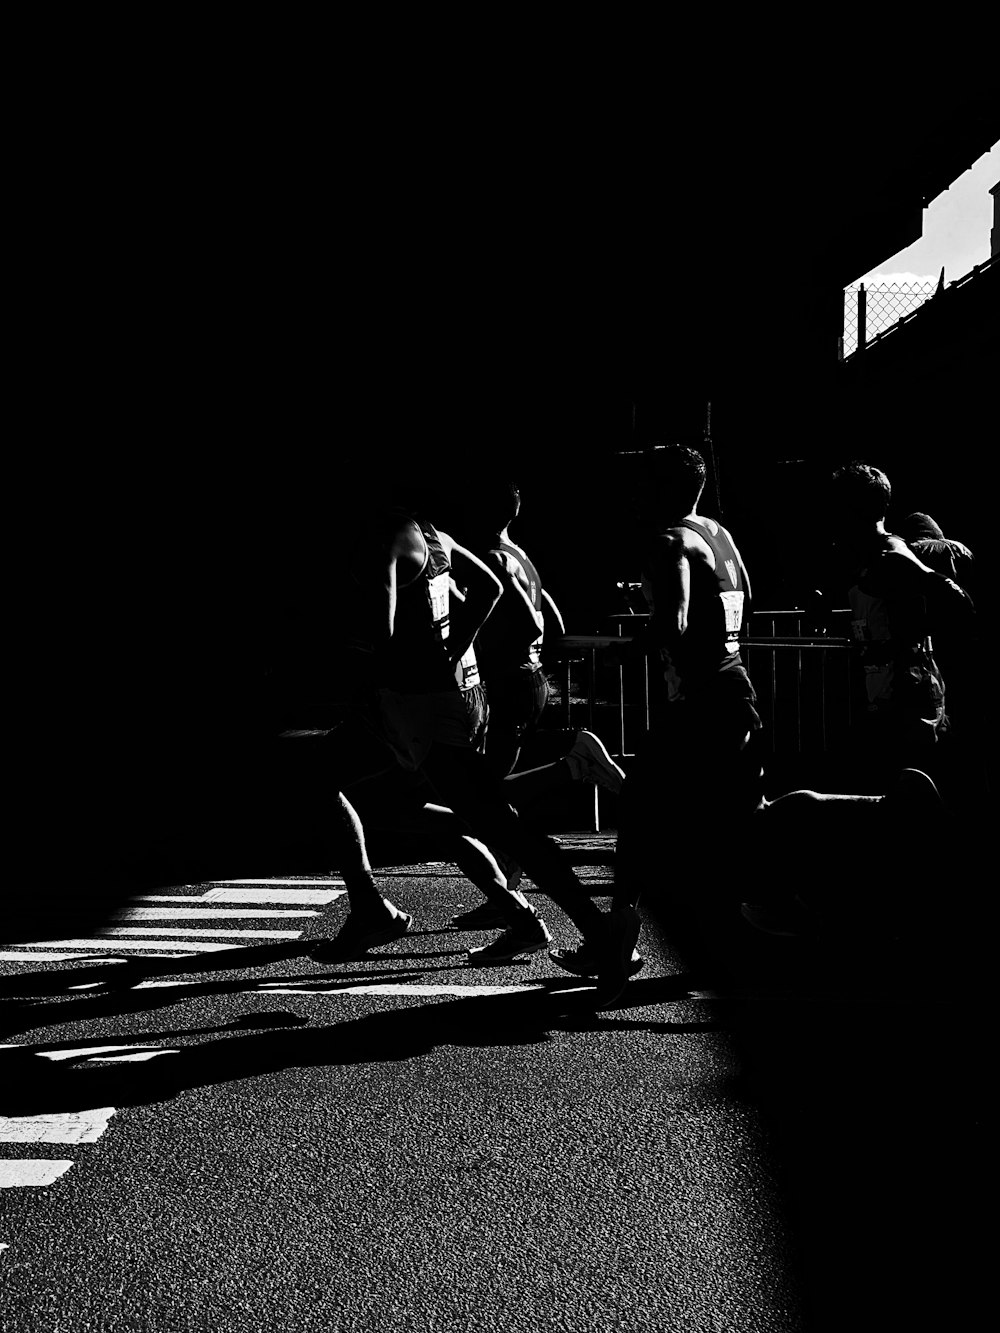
[[857, 283, 866, 353]]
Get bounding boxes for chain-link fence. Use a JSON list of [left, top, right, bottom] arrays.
[[842, 281, 937, 357]]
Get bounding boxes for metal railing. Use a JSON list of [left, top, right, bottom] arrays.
[[549, 610, 857, 762]]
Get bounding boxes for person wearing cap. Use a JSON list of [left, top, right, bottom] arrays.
[[829, 464, 974, 785], [898, 512, 974, 588]]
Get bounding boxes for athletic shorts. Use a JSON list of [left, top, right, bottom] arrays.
[[374, 684, 488, 771]]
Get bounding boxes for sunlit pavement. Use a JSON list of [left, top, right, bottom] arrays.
[[0, 836, 989, 1333]]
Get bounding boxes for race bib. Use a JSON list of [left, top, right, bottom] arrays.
[[721, 590, 745, 647], [427, 570, 451, 643]]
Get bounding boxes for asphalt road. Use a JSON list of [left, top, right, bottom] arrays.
[[0, 843, 989, 1333]]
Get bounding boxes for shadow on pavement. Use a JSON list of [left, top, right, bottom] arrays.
[[0, 973, 725, 1116], [3, 927, 990, 1331]]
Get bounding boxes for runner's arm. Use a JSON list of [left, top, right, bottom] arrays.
[[653, 532, 692, 640], [482, 549, 546, 647], [541, 587, 566, 637], [358, 517, 426, 649], [439, 533, 503, 664], [727, 531, 753, 621]]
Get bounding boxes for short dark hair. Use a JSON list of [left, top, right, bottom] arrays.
[[470, 479, 521, 534], [641, 444, 707, 517], [830, 461, 891, 523]]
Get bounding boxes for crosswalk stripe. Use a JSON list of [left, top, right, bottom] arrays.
[[129, 895, 344, 906], [0, 1107, 116, 1144], [0, 1161, 75, 1188], [202, 888, 345, 904], [97, 927, 303, 940], [258, 982, 580, 997], [35, 1046, 175, 1064], [20, 939, 246, 952], [0, 951, 96, 962], [112, 908, 318, 920], [128, 895, 203, 902], [205, 879, 345, 886]]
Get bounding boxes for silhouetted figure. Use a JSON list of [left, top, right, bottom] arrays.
[[460, 479, 558, 780], [299, 502, 614, 970], [897, 512, 974, 587], [549, 444, 764, 998], [447, 479, 625, 929], [896, 510, 982, 805], [830, 464, 974, 788]]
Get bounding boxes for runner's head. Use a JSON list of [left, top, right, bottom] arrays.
[[637, 444, 706, 526], [467, 479, 521, 539], [830, 461, 891, 528]]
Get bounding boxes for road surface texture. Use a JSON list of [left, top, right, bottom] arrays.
[[1, 835, 989, 1332]]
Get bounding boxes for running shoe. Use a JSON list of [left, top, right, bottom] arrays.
[[595, 906, 643, 1007], [548, 939, 644, 979], [310, 905, 412, 961], [466, 909, 552, 963], [450, 901, 509, 930], [565, 731, 627, 794]]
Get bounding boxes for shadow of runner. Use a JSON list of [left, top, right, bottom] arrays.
[[0, 943, 316, 998], [0, 976, 720, 1117], [0, 964, 466, 1041], [0, 962, 717, 1043]]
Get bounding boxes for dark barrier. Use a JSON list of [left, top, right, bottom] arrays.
[[550, 610, 857, 765]]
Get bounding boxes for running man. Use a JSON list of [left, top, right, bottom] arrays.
[[550, 443, 764, 1001], [448, 478, 626, 929], [303, 500, 616, 971]]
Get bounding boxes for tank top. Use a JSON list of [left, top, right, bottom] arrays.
[[375, 515, 481, 693], [642, 518, 749, 703], [475, 538, 545, 673]]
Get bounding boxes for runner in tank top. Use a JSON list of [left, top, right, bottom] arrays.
[[446, 480, 627, 930], [550, 444, 764, 1002], [301, 501, 618, 975]]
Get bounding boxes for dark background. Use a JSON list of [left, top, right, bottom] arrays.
[[8, 54, 997, 881]]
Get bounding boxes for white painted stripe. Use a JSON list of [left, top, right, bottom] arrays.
[[0, 1107, 116, 1144], [207, 879, 345, 886], [258, 982, 564, 997], [0, 1161, 74, 1188], [203, 888, 345, 905], [0, 951, 97, 962], [84, 1050, 178, 1064], [97, 927, 302, 940], [36, 1046, 174, 1064], [133, 980, 204, 990], [28, 939, 242, 952], [112, 908, 318, 920], [0, 1103, 115, 1146], [128, 895, 203, 902]]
